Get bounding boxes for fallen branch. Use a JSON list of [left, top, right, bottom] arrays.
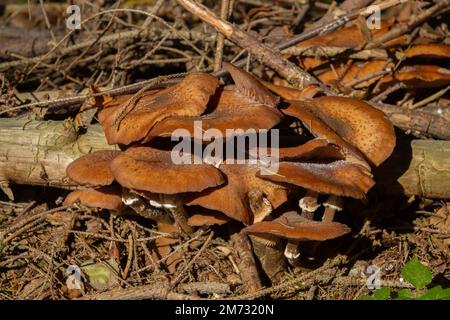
[[231, 232, 262, 293], [79, 277, 195, 300], [229, 255, 346, 300], [1, 118, 449, 200], [2, 0, 394, 113], [0, 117, 116, 199], [371, 102, 450, 140], [175, 0, 330, 92]]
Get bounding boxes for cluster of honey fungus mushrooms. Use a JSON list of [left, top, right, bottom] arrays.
[[64, 63, 396, 263]]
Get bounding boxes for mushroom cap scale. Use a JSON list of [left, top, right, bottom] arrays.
[[63, 185, 124, 211], [257, 160, 374, 199], [98, 73, 219, 145], [242, 211, 350, 241], [110, 146, 225, 194], [66, 150, 121, 186]]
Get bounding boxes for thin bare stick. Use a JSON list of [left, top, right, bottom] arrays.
[[170, 232, 214, 288], [213, 0, 230, 72], [176, 0, 331, 91], [228, 255, 346, 300]]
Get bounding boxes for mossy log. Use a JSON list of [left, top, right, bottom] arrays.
[[0, 117, 449, 200]]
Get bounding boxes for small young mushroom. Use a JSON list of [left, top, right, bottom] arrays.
[[63, 185, 125, 212], [66, 150, 121, 187], [187, 163, 288, 225], [242, 211, 351, 259], [110, 146, 225, 234], [64, 150, 125, 214], [298, 190, 320, 220], [98, 73, 219, 145], [322, 195, 343, 223]]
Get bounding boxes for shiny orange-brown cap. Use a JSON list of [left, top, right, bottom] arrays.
[[242, 211, 350, 241], [63, 185, 124, 211], [110, 146, 225, 194], [66, 150, 121, 186], [257, 160, 375, 199], [145, 87, 284, 140], [98, 73, 219, 145]]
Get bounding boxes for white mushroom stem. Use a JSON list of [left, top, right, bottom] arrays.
[[122, 189, 170, 223], [127, 190, 193, 235], [299, 190, 320, 220], [284, 240, 301, 259], [159, 194, 194, 235], [322, 195, 343, 223]]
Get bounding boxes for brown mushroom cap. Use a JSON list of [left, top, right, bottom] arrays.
[[223, 62, 279, 107], [282, 101, 369, 167], [110, 146, 225, 194], [66, 150, 121, 186], [63, 185, 124, 211], [187, 207, 231, 226], [187, 163, 288, 225], [242, 211, 350, 241], [98, 73, 219, 145], [257, 160, 375, 199], [304, 96, 396, 166], [283, 98, 396, 167], [278, 138, 344, 161], [145, 87, 284, 140]]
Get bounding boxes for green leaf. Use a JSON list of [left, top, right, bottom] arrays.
[[82, 263, 117, 291], [396, 289, 413, 300], [418, 286, 450, 300], [401, 257, 433, 290], [373, 287, 391, 300]]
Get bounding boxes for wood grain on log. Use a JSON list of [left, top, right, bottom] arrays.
[[0, 118, 449, 199], [0, 117, 117, 199]]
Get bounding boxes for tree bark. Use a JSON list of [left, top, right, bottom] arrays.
[[0, 118, 449, 199], [0, 117, 117, 199]]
